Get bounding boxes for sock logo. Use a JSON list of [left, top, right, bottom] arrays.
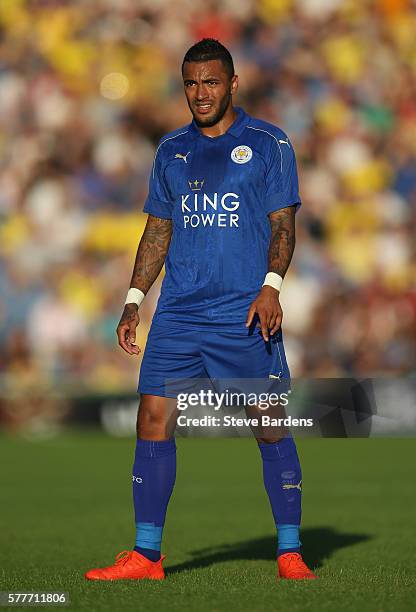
[[282, 479, 302, 491], [132, 475, 143, 484], [281, 470, 296, 479]]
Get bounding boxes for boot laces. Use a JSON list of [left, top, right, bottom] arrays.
[[114, 551, 134, 566], [284, 553, 309, 573]]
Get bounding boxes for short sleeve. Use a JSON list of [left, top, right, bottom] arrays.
[[143, 142, 173, 219], [264, 136, 301, 215]]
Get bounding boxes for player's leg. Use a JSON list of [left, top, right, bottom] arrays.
[[201, 324, 316, 579], [85, 320, 205, 581], [257, 433, 316, 578], [84, 394, 176, 581], [132, 394, 177, 562]]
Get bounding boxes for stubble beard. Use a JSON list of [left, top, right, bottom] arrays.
[[191, 92, 232, 128]]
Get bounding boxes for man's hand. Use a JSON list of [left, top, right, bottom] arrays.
[[245, 285, 283, 342], [117, 304, 141, 355]]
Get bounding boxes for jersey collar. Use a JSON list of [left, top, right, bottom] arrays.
[[188, 107, 250, 140]]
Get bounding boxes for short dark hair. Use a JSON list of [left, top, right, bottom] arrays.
[[182, 38, 234, 79]]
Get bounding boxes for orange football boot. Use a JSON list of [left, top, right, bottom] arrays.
[[277, 552, 318, 580], [84, 550, 165, 581]]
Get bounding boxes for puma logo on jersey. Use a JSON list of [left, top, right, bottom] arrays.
[[282, 480, 302, 491], [175, 152, 190, 163], [279, 138, 290, 147]]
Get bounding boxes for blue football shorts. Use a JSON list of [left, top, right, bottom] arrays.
[[138, 318, 290, 397]]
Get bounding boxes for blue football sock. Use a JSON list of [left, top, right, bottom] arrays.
[[276, 524, 301, 556], [258, 435, 302, 557], [132, 438, 176, 562]]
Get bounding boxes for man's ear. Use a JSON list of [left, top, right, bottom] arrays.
[[231, 74, 239, 95]]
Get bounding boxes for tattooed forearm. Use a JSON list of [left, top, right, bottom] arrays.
[[129, 215, 172, 294], [268, 206, 296, 278]]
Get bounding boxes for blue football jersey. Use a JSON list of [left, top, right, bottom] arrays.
[[143, 107, 301, 324]]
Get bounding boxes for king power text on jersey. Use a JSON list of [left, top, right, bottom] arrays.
[[180, 191, 240, 228]]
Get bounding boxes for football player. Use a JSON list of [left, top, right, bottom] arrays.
[[85, 38, 316, 582]]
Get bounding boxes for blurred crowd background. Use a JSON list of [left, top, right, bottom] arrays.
[[0, 0, 415, 424]]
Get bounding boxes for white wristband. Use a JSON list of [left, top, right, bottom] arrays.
[[125, 287, 145, 307], [263, 272, 283, 292]]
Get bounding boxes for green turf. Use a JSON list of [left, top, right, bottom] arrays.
[[0, 433, 415, 611]]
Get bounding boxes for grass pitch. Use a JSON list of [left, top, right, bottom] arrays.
[[1, 433, 415, 611]]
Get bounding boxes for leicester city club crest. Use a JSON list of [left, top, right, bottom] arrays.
[[231, 145, 253, 164]]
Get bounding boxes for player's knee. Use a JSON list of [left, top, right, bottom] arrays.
[[137, 418, 168, 439], [136, 399, 169, 439]]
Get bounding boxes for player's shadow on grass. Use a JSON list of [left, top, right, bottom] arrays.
[[167, 527, 371, 574]]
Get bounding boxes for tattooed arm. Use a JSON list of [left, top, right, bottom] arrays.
[[128, 215, 173, 294], [267, 205, 296, 277], [117, 215, 172, 355], [246, 206, 296, 341]]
